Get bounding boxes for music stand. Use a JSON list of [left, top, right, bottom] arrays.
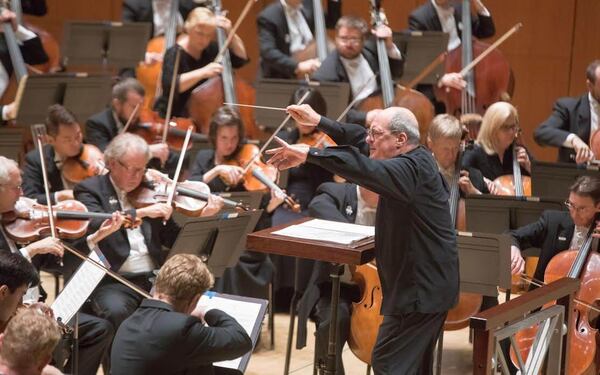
[[15, 73, 112, 126], [0, 127, 24, 163], [531, 160, 600, 202], [62, 21, 151, 70], [168, 210, 262, 277], [254, 79, 350, 131], [393, 31, 449, 85], [217, 191, 264, 213]]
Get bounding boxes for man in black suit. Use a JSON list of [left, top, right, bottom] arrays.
[[269, 104, 458, 374], [257, 0, 342, 79], [85, 78, 169, 166], [111, 254, 252, 375], [312, 15, 403, 126], [510, 175, 600, 285], [534, 60, 600, 164], [22, 105, 87, 205], [0, 156, 123, 375]]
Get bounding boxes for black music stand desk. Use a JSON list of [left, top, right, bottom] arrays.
[[531, 160, 600, 202], [247, 217, 374, 375], [393, 30, 449, 85]]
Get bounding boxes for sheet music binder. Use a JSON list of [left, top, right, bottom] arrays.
[[168, 210, 263, 277]]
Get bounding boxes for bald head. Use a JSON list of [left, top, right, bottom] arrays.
[[384, 107, 420, 145]]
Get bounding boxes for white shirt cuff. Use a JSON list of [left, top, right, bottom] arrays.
[[1, 105, 9, 121], [15, 25, 36, 42], [387, 44, 402, 60], [20, 247, 32, 261], [564, 133, 577, 148]]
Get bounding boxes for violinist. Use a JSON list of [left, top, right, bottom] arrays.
[[0, 156, 124, 375], [153, 7, 249, 119], [257, 0, 342, 79], [427, 114, 488, 195], [85, 78, 171, 172], [534, 60, 600, 164], [461, 101, 532, 193], [312, 15, 403, 126], [22, 104, 89, 204]]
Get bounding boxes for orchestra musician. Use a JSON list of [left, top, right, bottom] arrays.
[[153, 7, 249, 119], [85, 78, 173, 175], [312, 15, 403, 126], [22, 105, 86, 204], [461, 101, 532, 193], [189, 106, 281, 299], [256, 0, 342, 79], [269, 104, 458, 373], [110, 254, 252, 375], [0, 156, 125, 375], [534, 60, 600, 164], [0, 306, 61, 375]]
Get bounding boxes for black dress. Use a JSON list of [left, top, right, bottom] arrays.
[[461, 143, 532, 181], [188, 148, 274, 300], [154, 43, 248, 118]]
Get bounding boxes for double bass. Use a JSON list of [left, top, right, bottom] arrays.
[[358, 0, 434, 142]]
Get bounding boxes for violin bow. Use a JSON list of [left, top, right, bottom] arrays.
[[460, 23, 523, 77], [334, 74, 378, 124], [403, 51, 447, 91], [120, 102, 141, 134], [240, 90, 311, 175], [213, 0, 257, 64], [163, 126, 194, 225], [35, 135, 61, 266]]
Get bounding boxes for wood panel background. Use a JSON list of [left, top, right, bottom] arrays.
[[20, 0, 600, 161]]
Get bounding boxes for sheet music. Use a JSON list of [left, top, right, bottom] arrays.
[[197, 293, 264, 370], [272, 218, 375, 245], [51, 251, 107, 323]]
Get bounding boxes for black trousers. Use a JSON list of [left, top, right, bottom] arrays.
[[372, 311, 447, 375], [66, 312, 114, 375]]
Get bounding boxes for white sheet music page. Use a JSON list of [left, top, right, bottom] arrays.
[[51, 250, 107, 323], [271, 218, 375, 245], [198, 293, 263, 370]]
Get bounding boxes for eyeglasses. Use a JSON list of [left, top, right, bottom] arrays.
[[367, 127, 387, 140], [117, 159, 146, 176], [1, 183, 22, 191], [564, 199, 593, 214], [499, 123, 520, 133], [336, 36, 362, 45]]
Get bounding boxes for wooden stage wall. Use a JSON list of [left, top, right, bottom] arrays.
[[22, 0, 600, 162]]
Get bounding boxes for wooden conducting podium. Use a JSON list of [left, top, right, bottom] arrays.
[[247, 217, 375, 375]]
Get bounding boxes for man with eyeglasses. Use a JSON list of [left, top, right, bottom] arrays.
[[22, 104, 88, 204], [510, 175, 600, 286], [73, 132, 223, 372]]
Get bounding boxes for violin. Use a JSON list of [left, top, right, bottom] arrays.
[[61, 144, 106, 184], [512, 215, 600, 374], [2, 197, 139, 244], [297, 130, 336, 148], [223, 143, 301, 212], [128, 109, 208, 151], [128, 170, 249, 216]]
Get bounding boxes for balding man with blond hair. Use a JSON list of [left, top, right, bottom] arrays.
[[268, 105, 458, 374]]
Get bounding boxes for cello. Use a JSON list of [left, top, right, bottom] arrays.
[[357, 0, 435, 142], [188, 0, 260, 138]]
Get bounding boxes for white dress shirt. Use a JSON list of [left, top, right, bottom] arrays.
[[430, 0, 491, 51], [280, 0, 313, 54]]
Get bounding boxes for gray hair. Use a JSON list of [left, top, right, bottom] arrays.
[[104, 133, 151, 164], [112, 78, 145, 102], [0, 156, 19, 186], [388, 107, 421, 145]]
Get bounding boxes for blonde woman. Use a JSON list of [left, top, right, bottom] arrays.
[[462, 102, 532, 193], [154, 7, 248, 118]]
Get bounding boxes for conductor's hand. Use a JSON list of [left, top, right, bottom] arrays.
[[137, 202, 173, 220], [201, 194, 224, 217], [286, 104, 321, 128], [510, 245, 525, 276], [266, 136, 309, 170], [572, 136, 594, 164], [0, 9, 18, 33], [199, 62, 223, 80], [89, 212, 125, 245], [438, 73, 467, 91], [23, 237, 64, 258]]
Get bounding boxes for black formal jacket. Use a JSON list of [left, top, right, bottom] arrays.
[[306, 129, 459, 315], [122, 0, 200, 38], [509, 210, 574, 284], [22, 144, 64, 205], [73, 174, 180, 271], [85, 107, 118, 152], [295, 181, 357, 348], [534, 94, 591, 163], [22, 0, 47, 16], [408, 1, 495, 40], [111, 299, 252, 375], [312, 41, 404, 125], [257, 0, 342, 79]]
